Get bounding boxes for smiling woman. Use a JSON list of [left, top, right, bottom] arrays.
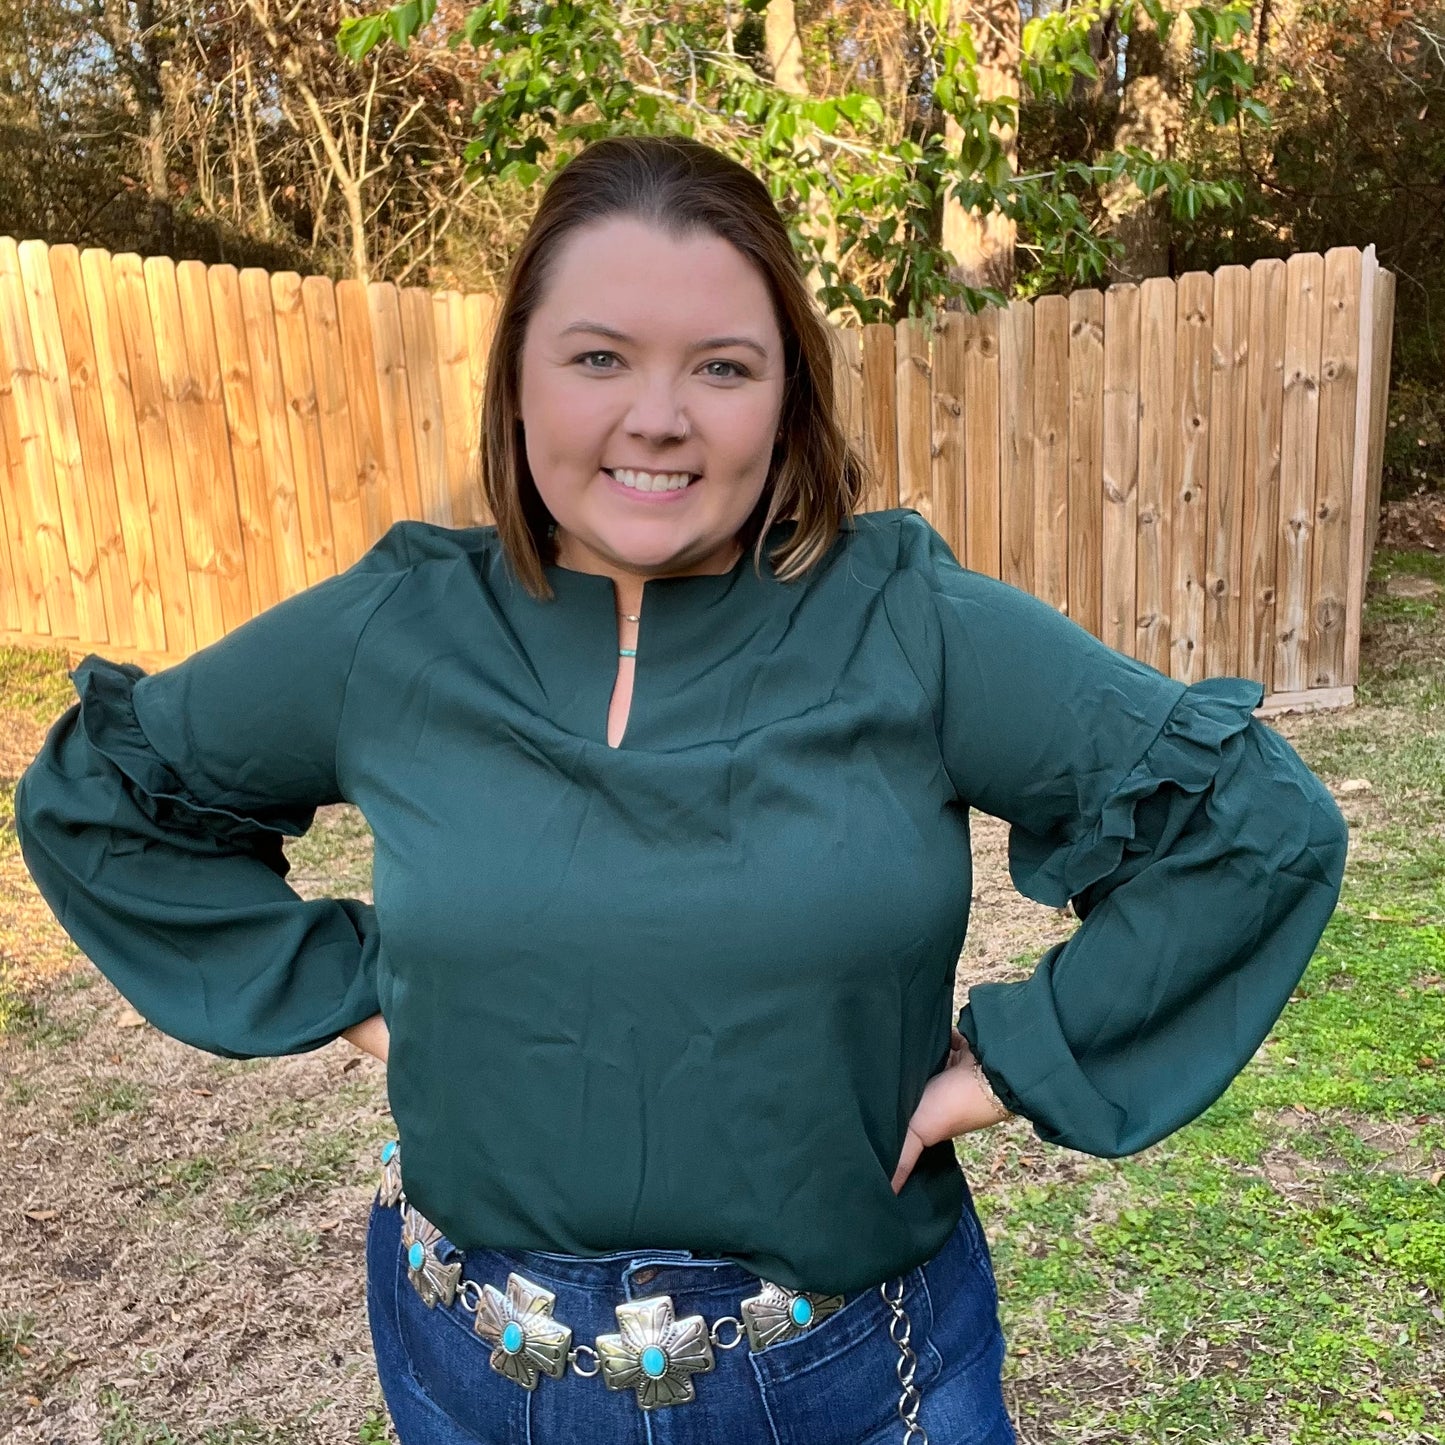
[[12, 133, 1346, 1445], [518, 217, 786, 589]]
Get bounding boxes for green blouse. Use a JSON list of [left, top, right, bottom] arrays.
[[13, 509, 1348, 1294]]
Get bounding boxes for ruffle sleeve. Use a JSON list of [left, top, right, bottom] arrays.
[[886, 512, 1349, 1156], [13, 529, 414, 1060]]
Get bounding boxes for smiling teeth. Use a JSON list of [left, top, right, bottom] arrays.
[[611, 468, 696, 492]]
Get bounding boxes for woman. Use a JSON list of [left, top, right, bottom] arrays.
[[14, 135, 1348, 1445]]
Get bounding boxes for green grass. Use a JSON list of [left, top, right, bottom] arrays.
[[97, 1389, 360, 1445], [0, 642, 75, 724], [0, 982, 98, 1049], [221, 1105, 388, 1233], [0, 1310, 37, 1379], [2, 551, 1442, 1443], [0, 777, 17, 860], [68, 1076, 152, 1128], [954, 545, 1445, 1444]]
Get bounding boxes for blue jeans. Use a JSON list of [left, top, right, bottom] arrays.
[[365, 1180, 1016, 1444]]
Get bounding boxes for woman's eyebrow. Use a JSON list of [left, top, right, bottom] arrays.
[[559, 320, 768, 359]]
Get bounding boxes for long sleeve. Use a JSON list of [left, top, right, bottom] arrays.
[[13, 531, 413, 1060], [886, 512, 1349, 1157]]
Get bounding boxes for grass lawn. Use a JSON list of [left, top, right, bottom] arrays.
[[957, 546, 1445, 1444], [0, 545, 1441, 1443]]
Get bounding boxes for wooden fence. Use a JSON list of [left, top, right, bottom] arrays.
[[0, 236, 1395, 711]]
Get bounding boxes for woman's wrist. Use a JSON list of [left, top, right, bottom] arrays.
[[962, 1042, 1016, 1123]]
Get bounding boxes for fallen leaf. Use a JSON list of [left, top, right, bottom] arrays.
[[1336, 778, 1372, 795], [115, 1006, 147, 1029], [1429, 1169, 1443, 1186], [318, 1218, 341, 1232], [189, 1088, 213, 1097], [23, 1209, 59, 1222]]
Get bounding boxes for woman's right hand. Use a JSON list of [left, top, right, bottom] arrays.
[[342, 1012, 390, 1063]]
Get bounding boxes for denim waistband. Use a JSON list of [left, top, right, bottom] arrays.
[[411, 1209, 883, 1307]]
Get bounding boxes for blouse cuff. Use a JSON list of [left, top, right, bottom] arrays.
[[71, 655, 316, 872], [1007, 676, 1265, 909]]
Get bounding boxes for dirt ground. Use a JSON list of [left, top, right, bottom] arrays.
[[0, 496, 1434, 1443], [0, 783, 1070, 1444]]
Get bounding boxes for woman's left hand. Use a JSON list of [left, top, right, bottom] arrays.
[[891, 1028, 1011, 1194]]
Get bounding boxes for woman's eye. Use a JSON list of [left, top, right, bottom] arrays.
[[573, 352, 748, 379]]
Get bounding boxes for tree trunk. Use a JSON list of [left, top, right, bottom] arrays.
[[1103, 9, 1191, 283], [765, 0, 840, 316], [942, 0, 1019, 298], [133, 0, 175, 253]]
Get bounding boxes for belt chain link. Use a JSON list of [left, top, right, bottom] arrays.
[[378, 1140, 930, 1443]]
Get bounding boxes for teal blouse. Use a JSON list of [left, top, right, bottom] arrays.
[[13, 509, 1348, 1294]]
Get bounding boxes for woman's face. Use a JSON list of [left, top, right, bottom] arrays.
[[518, 215, 787, 583]]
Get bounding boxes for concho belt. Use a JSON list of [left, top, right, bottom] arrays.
[[374, 1138, 934, 1435]]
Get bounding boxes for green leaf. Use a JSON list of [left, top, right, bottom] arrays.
[[336, 14, 386, 61]]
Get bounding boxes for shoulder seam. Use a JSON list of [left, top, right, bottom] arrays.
[[335, 567, 413, 791]]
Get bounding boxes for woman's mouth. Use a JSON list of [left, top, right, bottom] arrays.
[[602, 467, 701, 500]]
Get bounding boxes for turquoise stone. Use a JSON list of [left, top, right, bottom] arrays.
[[501, 1320, 525, 1354], [640, 1345, 668, 1378], [408, 1242, 426, 1270], [790, 1296, 814, 1327], [382, 1140, 397, 1163]]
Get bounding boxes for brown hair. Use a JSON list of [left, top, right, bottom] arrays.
[[480, 133, 872, 599]]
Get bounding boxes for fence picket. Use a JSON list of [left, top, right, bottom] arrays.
[[1276, 253, 1326, 693], [1136, 277, 1175, 672], [1310, 247, 1361, 687], [1102, 284, 1140, 658], [240, 266, 309, 603], [50, 243, 133, 649], [1171, 271, 1213, 683], [1, 239, 76, 639], [1031, 295, 1069, 614], [1240, 259, 1287, 690], [895, 316, 933, 521], [1068, 289, 1105, 634], [931, 312, 966, 552], [1204, 265, 1250, 677], [210, 264, 281, 620], [999, 300, 1034, 593]]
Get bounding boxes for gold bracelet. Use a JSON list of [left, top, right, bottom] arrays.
[[967, 1051, 1016, 1122]]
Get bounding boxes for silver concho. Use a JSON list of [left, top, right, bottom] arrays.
[[401, 1204, 463, 1308], [739, 1282, 845, 1350], [378, 1139, 404, 1208], [595, 1295, 716, 1409], [470, 1273, 575, 1389]]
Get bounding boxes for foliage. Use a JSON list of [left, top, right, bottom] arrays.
[[337, 0, 1259, 322]]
